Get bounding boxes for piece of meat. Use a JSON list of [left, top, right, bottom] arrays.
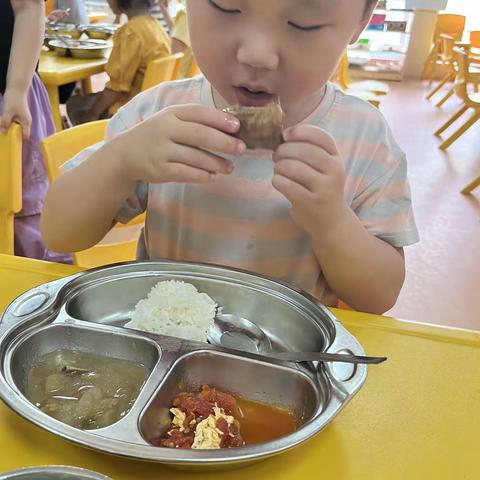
[[157, 429, 195, 449], [223, 102, 285, 150], [198, 384, 240, 417]]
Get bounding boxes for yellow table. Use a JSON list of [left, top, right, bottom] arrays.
[[0, 254, 479, 480], [38, 51, 108, 131]]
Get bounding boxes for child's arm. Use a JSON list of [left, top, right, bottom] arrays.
[[41, 105, 246, 252], [81, 88, 123, 123], [0, 0, 44, 139], [273, 125, 406, 314], [157, 0, 173, 32]]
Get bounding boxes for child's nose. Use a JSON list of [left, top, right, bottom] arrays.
[[236, 34, 279, 71]]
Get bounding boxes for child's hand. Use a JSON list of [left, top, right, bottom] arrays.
[[48, 9, 70, 23], [0, 88, 31, 139], [114, 104, 246, 185], [272, 125, 347, 234]]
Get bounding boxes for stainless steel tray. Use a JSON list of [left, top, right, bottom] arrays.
[[0, 261, 367, 467], [49, 39, 111, 59], [0, 466, 112, 480]]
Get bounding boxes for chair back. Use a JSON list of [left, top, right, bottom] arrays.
[[0, 124, 22, 254], [470, 31, 480, 49], [434, 14, 465, 43], [453, 47, 470, 103], [141, 53, 184, 91], [41, 119, 107, 182], [332, 52, 349, 90]]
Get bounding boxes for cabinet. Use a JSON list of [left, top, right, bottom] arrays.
[[348, 0, 415, 81]]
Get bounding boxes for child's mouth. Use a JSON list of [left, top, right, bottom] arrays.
[[233, 86, 275, 107]]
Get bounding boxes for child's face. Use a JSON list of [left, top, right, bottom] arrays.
[[187, 0, 373, 120]]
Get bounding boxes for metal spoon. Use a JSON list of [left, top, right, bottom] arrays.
[[207, 313, 386, 365]]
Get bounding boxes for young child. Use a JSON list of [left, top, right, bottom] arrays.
[[0, 0, 70, 262], [66, 0, 171, 125], [42, 0, 419, 314]]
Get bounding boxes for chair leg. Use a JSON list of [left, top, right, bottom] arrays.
[[426, 72, 455, 100], [461, 175, 480, 194], [434, 104, 469, 136], [435, 87, 455, 107], [439, 111, 480, 150]]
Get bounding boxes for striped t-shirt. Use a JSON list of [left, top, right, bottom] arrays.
[[64, 76, 419, 305]]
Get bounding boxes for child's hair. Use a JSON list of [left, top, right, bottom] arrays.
[[116, 0, 154, 12]]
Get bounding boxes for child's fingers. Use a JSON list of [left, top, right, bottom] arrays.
[[19, 120, 31, 140], [272, 172, 310, 205], [0, 114, 12, 134], [174, 104, 241, 135], [274, 142, 333, 172], [283, 125, 338, 156], [165, 162, 216, 184], [173, 119, 245, 156], [168, 144, 234, 175], [274, 159, 318, 192]]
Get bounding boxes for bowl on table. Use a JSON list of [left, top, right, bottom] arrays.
[[0, 466, 111, 480], [45, 22, 85, 39], [43, 34, 71, 51], [0, 261, 369, 469], [84, 24, 117, 41], [49, 39, 112, 59]]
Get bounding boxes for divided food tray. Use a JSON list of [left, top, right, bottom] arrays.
[[0, 261, 367, 467]]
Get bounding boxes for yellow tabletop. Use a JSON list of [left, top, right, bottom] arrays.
[[38, 50, 108, 131], [0, 254, 479, 480]]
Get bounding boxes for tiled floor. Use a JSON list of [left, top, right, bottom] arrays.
[[380, 80, 480, 330], [87, 75, 480, 330]]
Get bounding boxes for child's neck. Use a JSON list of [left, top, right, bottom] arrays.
[[125, 7, 150, 20]]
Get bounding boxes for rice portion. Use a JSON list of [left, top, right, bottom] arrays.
[[125, 280, 217, 342]]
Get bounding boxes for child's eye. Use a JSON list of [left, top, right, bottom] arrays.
[[288, 22, 323, 32], [208, 0, 241, 14]]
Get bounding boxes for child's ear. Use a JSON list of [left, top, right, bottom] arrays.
[[349, 1, 378, 45]]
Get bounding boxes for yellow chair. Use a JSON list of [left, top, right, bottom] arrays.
[[331, 54, 382, 108], [41, 120, 143, 268], [461, 175, 480, 194], [434, 48, 480, 150], [141, 53, 184, 91], [427, 35, 480, 107], [186, 57, 201, 78], [0, 124, 22, 255], [337, 53, 389, 96], [468, 31, 480, 66], [422, 13, 466, 84]]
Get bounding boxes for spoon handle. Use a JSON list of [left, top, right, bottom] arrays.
[[219, 347, 387, 365], [268, 351, 387, 364]]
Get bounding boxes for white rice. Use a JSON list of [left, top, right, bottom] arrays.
[[125, 280, 217, 342]]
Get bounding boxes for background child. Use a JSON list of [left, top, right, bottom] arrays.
[[66, 0, 171, 125], [0, 0, 69, 262], [42, 0, 419, 314]]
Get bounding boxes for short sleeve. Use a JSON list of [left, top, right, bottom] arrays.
[[105, 29, 142, 93], [350, 140, 419, 248]]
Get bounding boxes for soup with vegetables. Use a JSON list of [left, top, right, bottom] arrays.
[[26, 350, 148, 430]]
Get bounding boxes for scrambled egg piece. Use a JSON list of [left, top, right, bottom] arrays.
[[191, 405, 234, 450], [170, 408, 186, 432]]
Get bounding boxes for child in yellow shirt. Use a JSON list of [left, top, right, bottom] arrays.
[[67, 0, 171, 125]]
